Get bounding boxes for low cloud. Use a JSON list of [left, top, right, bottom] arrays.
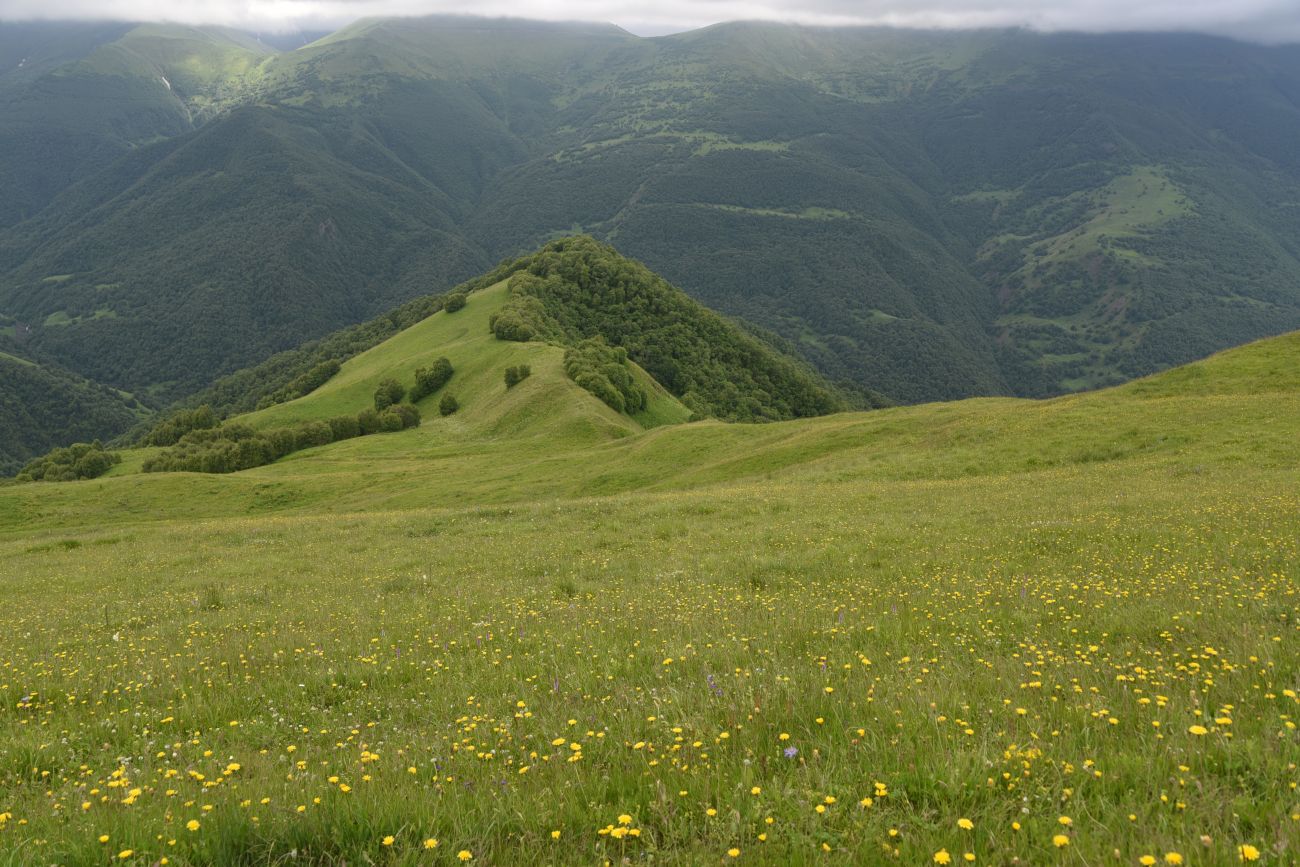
[[1, 0, 1297, 43]]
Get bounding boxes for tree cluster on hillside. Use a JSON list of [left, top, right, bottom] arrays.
[[373, 378, 407, 411], [563, 338, 646, 414], [410, 358, 454, 402], [142, 405, 419, 474], [503, 364, 531, 387], [16, 440, 121, 482], [141, 405, 218, 446], [489, 295, 558, 343], [485, 236, 843, 422]]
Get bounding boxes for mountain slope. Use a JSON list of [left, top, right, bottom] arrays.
[[0, 104, 490, 399], [0, 346, 145, 475], [470, 26, 1300, 398], [0, 22, 274, 228], [3, 18, 1300, 428], [1, 262, 1297, 867]]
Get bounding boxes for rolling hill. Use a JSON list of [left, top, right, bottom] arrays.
[[0, 240, 1296, 863], [4, 237, 1297, 528], [3, 18, 1300, 466]]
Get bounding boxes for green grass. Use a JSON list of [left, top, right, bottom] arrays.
[[7, 331, 1297, 531], [1015, 166, 1193, 279], [690, 204, 856, 221], [41, 308, 117, 328], [0, 332, 1297, 864], [0, 350, 34, 367]]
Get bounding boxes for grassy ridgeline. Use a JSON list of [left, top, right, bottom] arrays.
[[0, 331, 1297, 863], [5, 330, 1299, 529], [235, 277, 690, 441]]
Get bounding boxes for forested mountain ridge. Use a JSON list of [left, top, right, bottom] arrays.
[[3, 17, 1300, 469], [0, 22, 275, 227]]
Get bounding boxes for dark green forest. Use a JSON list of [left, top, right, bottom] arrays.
[[4, 18, 1300, 469], [493, 236, 844, 421], [0, 349, 143, 475]]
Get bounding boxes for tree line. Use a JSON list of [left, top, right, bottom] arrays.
[[16, 440, 121, 482], [141, 405, 421, 474]]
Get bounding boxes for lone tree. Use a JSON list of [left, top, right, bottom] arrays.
[[374, 378, 406, 411], [443, 292, 467, 313], [439, 393, 459, 416], [411, 357, 454, 401]]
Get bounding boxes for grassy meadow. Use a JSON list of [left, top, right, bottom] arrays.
[[1, 322, 1299, 864]]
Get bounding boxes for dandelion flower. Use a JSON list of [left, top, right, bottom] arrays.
[[1052, 835, 1070, 848], [934, 849, 952, 864], [1238, 844, 1260, 862], [457, 850, 473, 861], [1188, 725, 1208, 736], [1165, 854, 1183, 865], [958, 818, 974, 830]]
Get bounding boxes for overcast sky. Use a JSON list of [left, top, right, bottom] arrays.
[[1, 0, 1298, 42]]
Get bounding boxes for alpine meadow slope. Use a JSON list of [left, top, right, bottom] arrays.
[[1, 16, 1297, 866], [4, 18, 1300, 469], [0, 303, 1297, 863]]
